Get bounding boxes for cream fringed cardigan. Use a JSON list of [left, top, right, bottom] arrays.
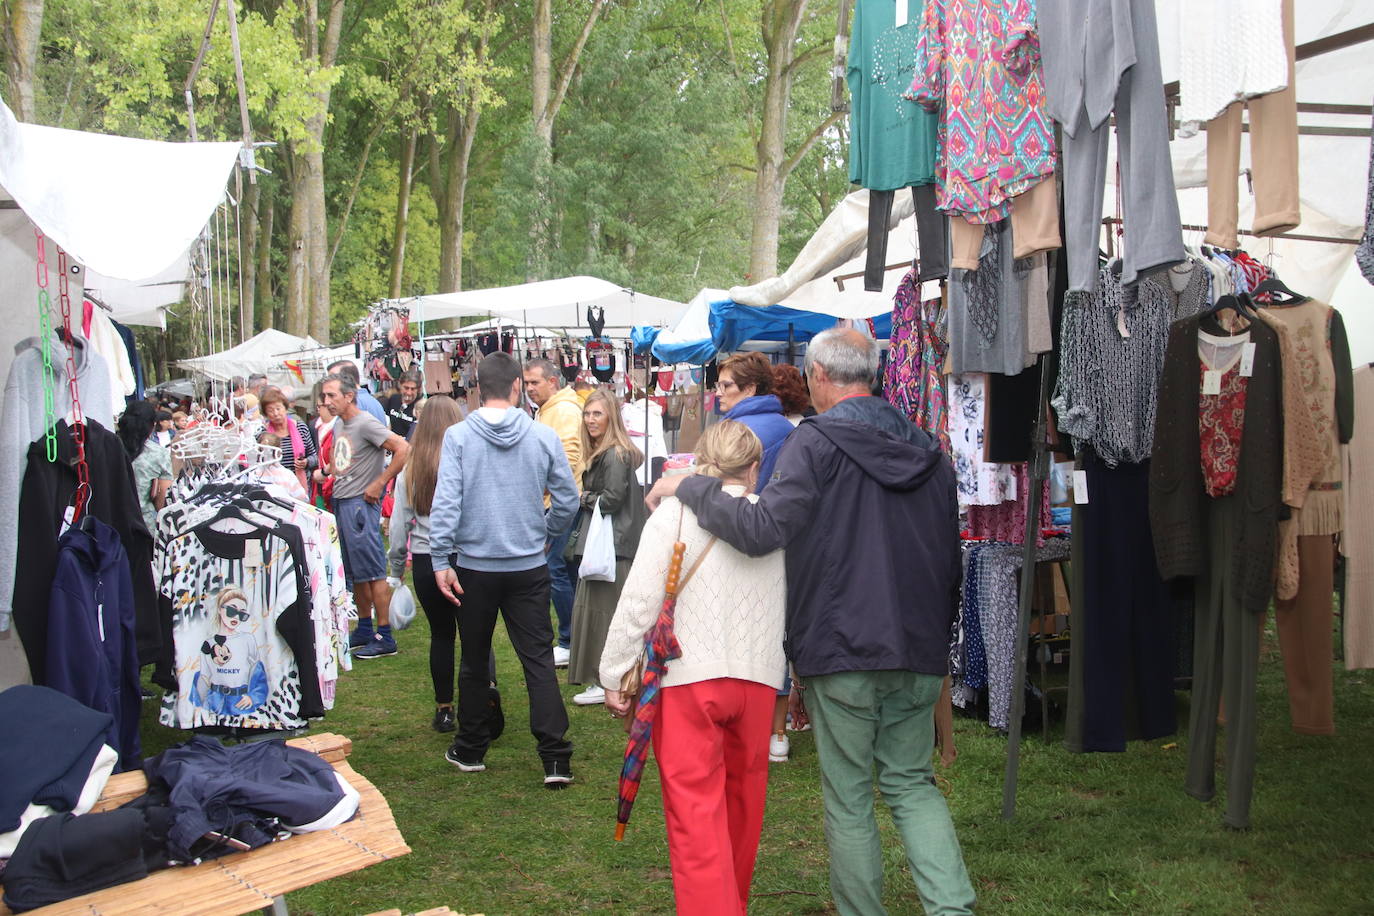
[[598, 488, 787, 692]]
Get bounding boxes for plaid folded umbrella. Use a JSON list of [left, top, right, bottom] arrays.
[[615, 543, 686, 841]]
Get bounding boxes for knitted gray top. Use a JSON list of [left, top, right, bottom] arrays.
[[1052, 260, 1208, 466]]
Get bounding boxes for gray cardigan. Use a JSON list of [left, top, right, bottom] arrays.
[[387, 471, 430, 576]]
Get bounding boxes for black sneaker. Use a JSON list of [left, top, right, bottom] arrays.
[[543, 759, 573, 790], [488, 686, 505, 742], [444, 746, 485, 772], [432, 706, 456, 733]]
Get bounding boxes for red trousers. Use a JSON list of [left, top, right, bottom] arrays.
[[652, 678, 775, 916]]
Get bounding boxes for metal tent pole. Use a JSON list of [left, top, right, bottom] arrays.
[[1000, 328, 1054, 821]]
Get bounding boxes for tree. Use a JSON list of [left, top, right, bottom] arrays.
[[746, 0, 844, 282], [526, 0, 608, 280], [2, 0, 44, 120]]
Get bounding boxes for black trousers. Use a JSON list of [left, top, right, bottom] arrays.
[[411, 554, 497, 705], [451, 564, 572, 764], [866, 184, 950, 290], [1078, 450, 1176, 751]]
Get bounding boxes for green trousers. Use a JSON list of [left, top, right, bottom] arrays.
[[806, 671, 976, 916], [1185, 494, 1263, 829]]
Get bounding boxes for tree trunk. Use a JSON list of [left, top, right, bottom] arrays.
[[284, 146, 311, 337], [255, 194, 275, 330], [3, 0, 44, 121], [527, 0, 608, 281], [305, 145, 330, 342], [747, 0, 808, 282], [388, 126, 418, 298], [240, 178, 260, 333], [433, 103, 480, 293]]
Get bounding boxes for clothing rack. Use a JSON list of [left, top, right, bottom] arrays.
[[1103, 217, 1360, 248]]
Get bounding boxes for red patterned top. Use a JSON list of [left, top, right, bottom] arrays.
[[1198, 334, 1250, 498]]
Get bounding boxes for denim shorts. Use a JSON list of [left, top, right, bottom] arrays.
[[335, 496, 386, 587]]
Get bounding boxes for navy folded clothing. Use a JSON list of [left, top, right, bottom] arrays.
[[1, 809, 163, 912], [0, 685, 115, 833]]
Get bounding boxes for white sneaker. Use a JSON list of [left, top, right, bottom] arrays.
[[552, 646, 571, 668], [572, 685, 606, 706], [769, 732, 790, 762]]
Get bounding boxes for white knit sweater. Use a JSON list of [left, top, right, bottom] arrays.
[[1176, 0, 1289, 136], [598, 488, 786, 691]]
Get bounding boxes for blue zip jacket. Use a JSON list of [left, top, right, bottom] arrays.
[[723, 394, 795, 492], [46, 519, 141, 770]]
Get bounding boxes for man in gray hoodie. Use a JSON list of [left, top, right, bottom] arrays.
[[429, 352, 580, 787]]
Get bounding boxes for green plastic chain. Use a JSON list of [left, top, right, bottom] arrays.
[[35, 229, 57, 462]]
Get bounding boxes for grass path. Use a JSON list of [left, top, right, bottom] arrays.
[[141, 613, 1374, 914]]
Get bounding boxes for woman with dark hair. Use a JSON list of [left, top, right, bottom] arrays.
[[117, 401, 172, 533], [257, 386, 317, 494], [388, 395, 502, 735], [770, 363, 813, 426], [717, 352, 794, 492], [154, 410, 175, 446]]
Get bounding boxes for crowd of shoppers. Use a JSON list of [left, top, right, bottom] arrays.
[[133, 331, 972, 913]]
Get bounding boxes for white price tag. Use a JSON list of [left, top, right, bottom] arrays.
[[1073, 469, 1089, 505], [1202, 370, 1223, 396], [59, 505, 74, 537], [896, 0, 908, 28], [1239, 342, 1256, 378], [243, 540, 263, 569]]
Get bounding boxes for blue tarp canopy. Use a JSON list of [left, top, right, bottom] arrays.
[[634, 296, 892, 366]]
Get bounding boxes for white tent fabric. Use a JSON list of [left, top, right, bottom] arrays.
[[83, 253, 191, 329], [0, 97, 240, 281], [1153, 0, 1374, 362], [176, 329, 322, 388], [389, 276, 688, 333]]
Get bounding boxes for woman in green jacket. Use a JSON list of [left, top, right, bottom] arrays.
[[566, 389, 646, 705]]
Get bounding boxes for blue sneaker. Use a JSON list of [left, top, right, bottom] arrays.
[[353, 632, 397, 659], [348, 626, 374, 650]]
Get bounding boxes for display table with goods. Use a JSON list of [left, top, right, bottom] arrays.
[[0, 733, 409, 916]]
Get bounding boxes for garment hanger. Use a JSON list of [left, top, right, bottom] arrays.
[[1252, 276, 1308, 306]]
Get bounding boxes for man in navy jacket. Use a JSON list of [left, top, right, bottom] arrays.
[[648, 328, 974, 915]]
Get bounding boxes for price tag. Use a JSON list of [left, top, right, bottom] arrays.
[[896, 0, 908, 28], [1239, 342, 1256, 378], [244, 540, 263, 569], [1202, 370, 1223, 396], [59, 505, 74, 537], [1073, 469, 1089, 505]]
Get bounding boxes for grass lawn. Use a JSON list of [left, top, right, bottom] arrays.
[[140, 612, 1374, 915]]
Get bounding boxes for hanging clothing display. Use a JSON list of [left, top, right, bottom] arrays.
[[1150, 313, 1283, 830], [1359, 102, 1374, 284], [1053, 261, 1209, 467], [1200, 0, 1300, 249], [1260, 299, 1353, 735], [1343, 365, 1374, 670], [1037, 0, 1185, 292], [1174, 0, 1290, 134], [883, 270, 950, 453], [907, 0, 1057, 225], [965, 464, 1049, 547], [949, 373, 1016, 507], [946, 221, 1051, 376], [0, 336, 116, 635], [46, 519, 142, 770], [82, 303, 137, 399], [1067, 449, 1176, 752], [13, 420, 158, 687]]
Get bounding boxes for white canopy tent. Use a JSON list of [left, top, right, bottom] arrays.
[[0, 95, 241, 389], [176, 329, 323, 391], [387, 276, 689, 334]]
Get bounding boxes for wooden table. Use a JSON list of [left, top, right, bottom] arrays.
[[1, 733, 410, 915]]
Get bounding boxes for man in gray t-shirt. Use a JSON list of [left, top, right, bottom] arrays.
[[322, 374, 410, 659]]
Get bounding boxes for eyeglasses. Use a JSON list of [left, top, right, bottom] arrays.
[[718, 379, 738, 391], [223, 606, 250, 622]]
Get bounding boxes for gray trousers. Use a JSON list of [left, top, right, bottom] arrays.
[[1185, 495, 1262, 830], [1050, 0, 1185, 292]]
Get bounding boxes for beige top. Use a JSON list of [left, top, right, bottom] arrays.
[[599, 488, 786, 691]]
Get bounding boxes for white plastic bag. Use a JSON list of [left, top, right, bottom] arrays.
[[389, 584, 417, 630], [578, 497, 618, 582]]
